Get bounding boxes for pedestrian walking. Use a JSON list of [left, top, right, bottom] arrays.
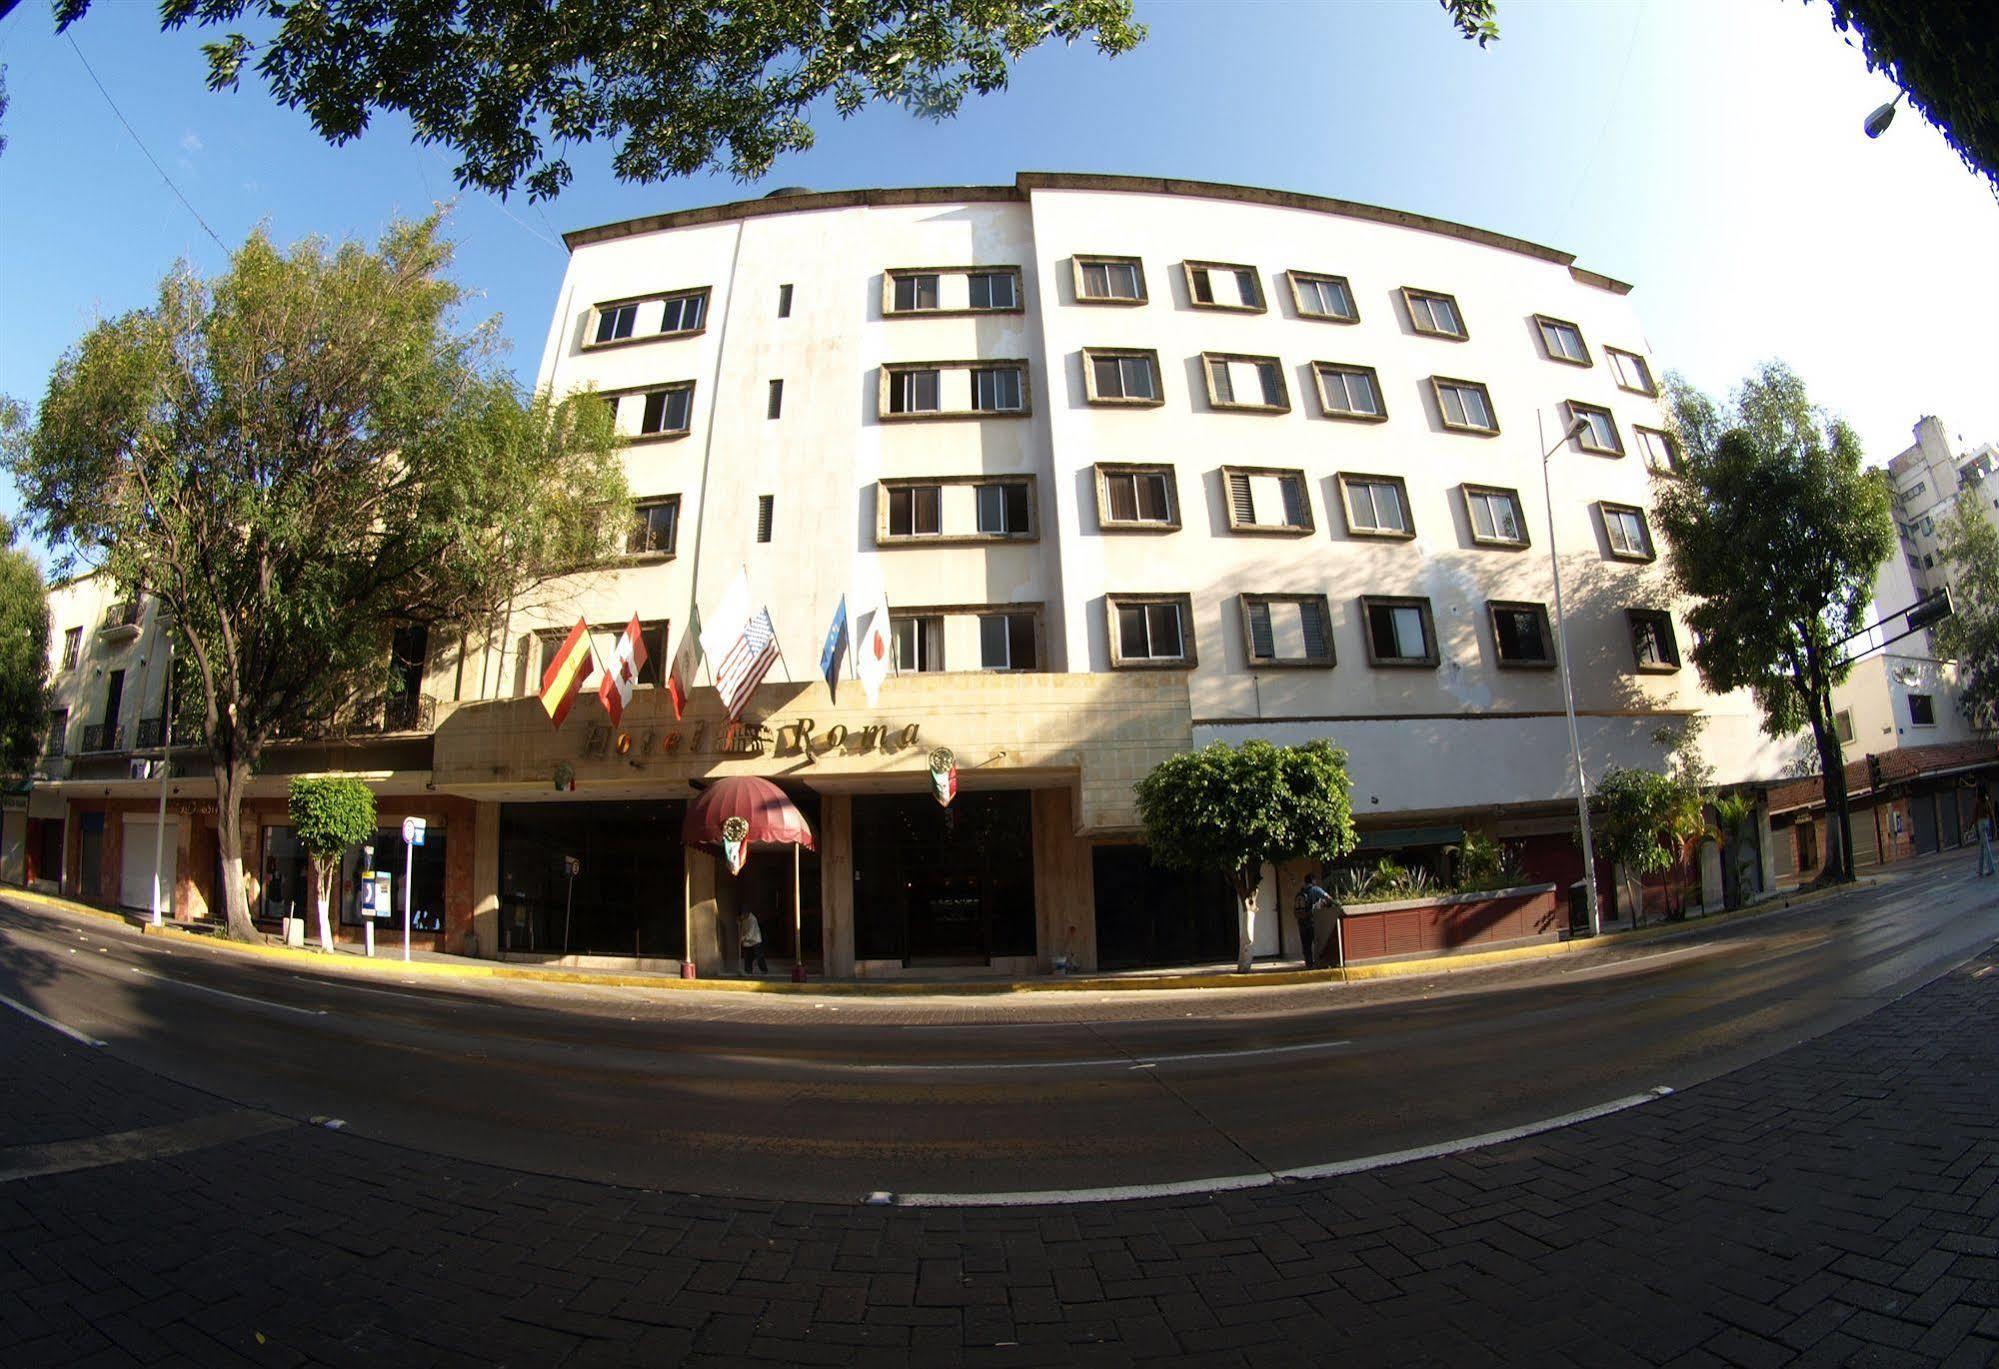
[[1975, 790, 1996, 879], [1294, 873, 1333, 970], [738, 909, 769, 975]]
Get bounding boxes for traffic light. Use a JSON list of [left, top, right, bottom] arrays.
[[1905, 589, 1954, 632], [1866, 753, 1884, 794]]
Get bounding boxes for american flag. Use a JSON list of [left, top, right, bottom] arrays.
[[714, 608, 778, 720]]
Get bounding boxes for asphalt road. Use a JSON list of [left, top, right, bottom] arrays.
[[3, 855, 1994, 1206]]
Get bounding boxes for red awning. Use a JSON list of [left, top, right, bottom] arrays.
[[681, 776, 815, 853]]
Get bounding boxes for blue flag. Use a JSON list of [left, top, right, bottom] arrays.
[[819, 595, 850, 703]]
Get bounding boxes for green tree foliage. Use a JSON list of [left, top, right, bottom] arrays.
[[1591, 765, 1691, 927], [3, 217, 628, 940], [46, 0, 1144, 200], [0, 518, 49, 775], [1709, 791, 1758, 911], [1438, 0, 1500, 46], [1134, 739, 1356, 972], [286, 775, 376, 952], [1810, 0, 1999, 191], [1651, 362, 1894, 883], [1935, 491, 1999, 729]]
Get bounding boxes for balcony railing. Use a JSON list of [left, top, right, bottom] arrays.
[[80, 722, 125, 753], [99, 601, 144, 637], [276, 694, 437, 743], [380, 693, 437, 734]]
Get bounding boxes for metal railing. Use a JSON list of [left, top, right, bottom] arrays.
[[80, 722, 125, 753], [277, 694, 437, 742], [99, 601, 143, 633]]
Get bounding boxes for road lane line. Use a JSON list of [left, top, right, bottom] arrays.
[[0, 991, 107, 1048], [847, 1039, 1352, 1073], [288, 975, 441, 1003], [0, 1110, 296, 1184], [889, 1086, 1674, 1207], [128, 968, 326, 1016]]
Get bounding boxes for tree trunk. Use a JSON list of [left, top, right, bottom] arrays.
[[1234, 868, 1257, 974], [213, 754, 258, 942], [315, 865, 335, 953], [1802, 648, 1857, 884]]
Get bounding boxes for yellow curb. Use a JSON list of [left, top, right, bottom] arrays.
[[1, 876, 1871, 998]]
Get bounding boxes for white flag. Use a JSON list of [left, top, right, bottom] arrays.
[[853, 583, 894, 707], [699, 568, 753, 671]]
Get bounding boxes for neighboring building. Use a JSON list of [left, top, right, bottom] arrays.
[[23, 174, 1799, 973], [1768, 739, 1998, 883]]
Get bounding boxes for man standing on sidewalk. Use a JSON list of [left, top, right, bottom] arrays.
[[1295, 873, 1334, 970], [1975, 789, 1995, 879]]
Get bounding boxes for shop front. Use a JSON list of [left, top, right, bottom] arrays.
[[497, 800, 687, 963], [851, 791, 1035, 970]]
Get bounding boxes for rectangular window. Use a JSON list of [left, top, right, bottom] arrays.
[[1403, 288, 1466, 339], [1361, 597, 1438, 667], [880, 477, 1036, 543], [1601, 502, 1655, 560], [1635, 426, 1678, 472], [1204, 354, 1288, 412], [1433, 377, 1497, 433], [1289, 271, 1358, 322], [658, 291, 707, 335], [1536, 315, 1590, 365], [880, 361, 1030, 419], [1464, 485, 1529, 547], [975, 482, 1031, 536], [1096, 464, 1177, 530], [45, 707, 67, 756], [892, 273, 940, 313], [967, 271, 1018, 311], [1184, 260, 1265, 312], [1607, 346, 1657, 395], [1075, 255, 1146, 303], [1223, 467, 1312, 534], [888, 368, 941, 415], [1628, 610, 1681, 672], [891, 616, 945, 673], [1084, 348, 1162, 405], [777, 283, 793, 317], [887, 485, 943, 538], [594, 302, 638, 344], [1110, 596, 1193, 667], [1338, 473, 1414, 538], [978, 612, 1038, 671], [61, 627, 81, 670], [756, 494, 774, 544], [1835, 708, 1855, 745], [1242, 595, 1334, 668], [1489, 601, 1555, 668], [1313, 362, 1385, 420], [767, 378, 783, 419], [971, 366, 1025, 413], [637, 384, 694, 436], [625, 497, 680, 556], [1909, 693, 1936, 726], [1567, 401, 1624, 455]]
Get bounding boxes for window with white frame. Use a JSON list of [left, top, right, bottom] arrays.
[[891, 272, 939, 312], [1909, 693, 1936, 726], [1600, 502, 1655, 560], [979, 611, 1038, 671], [884, 266, 1023, 315], [1095, 464, 1177, 530], [625, 497, 680, 556], [892, 615, 945, 672], [880, 361, 1029, 418], [1289, 271, 1358, 322], [975, 481, 1032, 535], [1635, 426, 1678, 472], [1567, 400, 1624, 455], [1222, 467, 1312, 533], [1360, 596, 1438, 667], [594, 302, 637, 344], [1313, 362, 1385, 420], [1242, 595, 1334, 667], [1628, 610, 1681, 672], [886, 485, 941, 538], [1083, 348, 1162, 405], [1464, 485, 1529, 547], [972, 366, 1025, 413], [1108, 595, 1194, 668], [1606, 346, 1657, 395], [587, 288, 709, 348], [1204, 354, 1288, 411], [1488, 601, 1555, 667], [1403, 287, 1466, 339], [607, 382, 694, 439], [1184, 260, 1264, 311], [879, 477, 1035, 543], [658, 290, 707, 335], [887, 368, 940, 414], [1074, 255, 1146, 303], [1432, 377, 1497, 433], [968, 271, 1018, 311], [1337, 473, 1414, 538], [1535, 315, 1590, 365]]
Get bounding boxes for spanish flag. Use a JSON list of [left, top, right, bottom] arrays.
[[538, 618, 594, 728]]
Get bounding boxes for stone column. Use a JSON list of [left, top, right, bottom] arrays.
[[819, 793, 854, 977], [471, 800, 500, 957]]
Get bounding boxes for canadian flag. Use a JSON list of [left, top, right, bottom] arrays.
[[596, 616, 649, 727], [853, 584, 894, 707]]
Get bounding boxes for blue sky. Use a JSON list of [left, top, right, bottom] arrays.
[[3, 0, 1995, 560]]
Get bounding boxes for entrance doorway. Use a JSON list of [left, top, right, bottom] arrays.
[[1092, 845, 1236, 969], [78, 812, 104, 901], [736, 847, 822, 966], [498, 801, 686, 958], [851, 791, 1035, 967]]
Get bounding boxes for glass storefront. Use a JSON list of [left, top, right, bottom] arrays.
[[1091, 844, 1237, 969], [340, 826, 449, 933], [498, 801, 686, 958], [260, 826, 309, 924], [852, 791, 1035, 966]]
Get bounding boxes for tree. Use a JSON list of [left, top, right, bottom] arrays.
[[1710, 791, 1759, 911], [42, 0, 1144, 200], [286, 776, 375, 953], [1134, 739, 1357, 973], [1652, 362, 1894, 884], [0, 517, 48, 775], [1935, 491, 1999, 730], [3, 217, 628, 941], [1592, 765, 1688, 928]]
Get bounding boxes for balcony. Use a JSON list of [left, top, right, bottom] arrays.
[[80, 722, 125, 753], [133, 716, 202, 749], [277, 694, 437, 743], [380, 693, 437, 735], [99, 601, 143, 642]]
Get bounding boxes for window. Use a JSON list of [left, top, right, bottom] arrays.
[[1108, 595, 1195, 668], [979, 612, 1038, 671], [613, 383, 693, 438], [880, 360, 1031, 419], [1337, 473, 1414, 538], [1074, 255, 1146, 304], [1600, 502, 1655, 561], [1360, 596, 1439, 667], [1834, 708, 1855, 745], [974, 482, 1032, 536], [1403, 288, 1466, 339], [594, 302, 637, 344], [1628, 610, 1680, 672], [1095, 464, 1178, 531], [968, 271, 1018, 311], [756, 495, 774, 544], [1431, 377, 1497, 433], [1184, 260, 1265, 312], [1635, 426, 1678, 472], [1488, 601, 1555, 668], [61, 627, 81, 671], [887, 368, 941, 415], [891, 272, 940, 313], [887, 485, 943, 538], [1222, 467, 1312, 534], [1606, 346, 1657, 396], [767, 379, 783, 419], [45, 707, 67, 756], [1535, 315, 1590, 366], [1288, 271, 1358, 322], [892, 616, 945, 673], [1312, 363, 1385, 420], [1082, 348, 1163, 405], [777, 283, 793, 317], [885, 267, 1023, 315], [1204, 353, 1289, 412], [1908, 693, 1936, 727], [972, 366, 1025, 413], [625, 497, 680, 557], [658, 290, 707, 335], [1241, 595, 1334, 668], [1461, 485, 1529, 548], [1566, 400, 1624, 455]]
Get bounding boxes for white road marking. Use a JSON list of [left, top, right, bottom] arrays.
[[0, 991, 107, 1048], [288, 975, 439, 1003], [1561, 945, 1711, 975], [847, 1038, 1352, 1073], [128, 968, 326, 1016], [888, 1086, 1675, 1207]]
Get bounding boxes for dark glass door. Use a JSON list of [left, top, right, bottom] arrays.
[[851, 791, 1034, 966]]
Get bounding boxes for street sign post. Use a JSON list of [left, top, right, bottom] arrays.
[[401, 818, 426, 962], [562, 855, 580, 954]]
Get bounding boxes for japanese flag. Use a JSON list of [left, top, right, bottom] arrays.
[[596, 616, 649, 727], [853, 584, 894, 708]]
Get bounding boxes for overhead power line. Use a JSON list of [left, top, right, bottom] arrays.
[[67, 33, 229, 253]]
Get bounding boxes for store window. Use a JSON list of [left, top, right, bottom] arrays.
[[340, 825, 449, 933], [852, 791, 1035, 965], [499, 801, 687, 957]]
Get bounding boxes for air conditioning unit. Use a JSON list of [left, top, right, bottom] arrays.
[[129, 759, 156, 780]]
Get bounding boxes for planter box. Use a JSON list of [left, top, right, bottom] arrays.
[[1338, 882, 1561, 963]]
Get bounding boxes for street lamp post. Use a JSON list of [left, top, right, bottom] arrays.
[[1540, 411, 1602, 937], [149, 617, 172, 929]]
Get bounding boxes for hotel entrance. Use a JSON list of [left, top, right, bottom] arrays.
[[851, 791, 1035, 967]]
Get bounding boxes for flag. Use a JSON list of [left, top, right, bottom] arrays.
[[537, 618, 594, 728], [714, 608, 779, 720], [853, 585, 894, 708], [720, 816, 750, 875], [666, 606, 701, 721], [930, 748, 958, 809], [596, 615, 649, 727], [819, 596, 849, 704]]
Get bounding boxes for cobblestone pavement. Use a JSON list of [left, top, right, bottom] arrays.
[[7, 939, 1999, 1367]]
